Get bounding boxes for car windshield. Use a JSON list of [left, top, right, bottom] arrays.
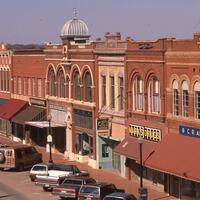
[[80, 186, 99, 195], [32, 165, 47, 171], [63, 179, 82, 185]]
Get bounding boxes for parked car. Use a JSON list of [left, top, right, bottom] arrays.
[[52, 176, 96, 199], [78, 182, 125, 200], [103, 192, 137, 200], [0, 143, 42, 171], [35, 164, 89, 191], [29, 162, 54, 181]]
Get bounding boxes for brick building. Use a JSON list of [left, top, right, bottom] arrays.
[[1, 14, 200, 199], [115, 33, 200, 199]]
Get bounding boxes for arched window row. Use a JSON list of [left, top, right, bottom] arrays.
[[47, 68, 93, 102], [172, 79, 200, 119], [131, 74, 160, 114]]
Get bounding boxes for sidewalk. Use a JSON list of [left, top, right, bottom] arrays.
[[0, 135, 176, 200]]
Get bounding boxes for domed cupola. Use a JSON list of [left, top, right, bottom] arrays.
[[60, 12, 90, 42]]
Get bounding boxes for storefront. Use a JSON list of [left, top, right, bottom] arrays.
[[114, 123, 162, 184], [11, 105, 46, 144], [145, 126, 200, 199], [96, 118, 121, 171], [73, 108, 94, 163], [0, 98, 28, 138]]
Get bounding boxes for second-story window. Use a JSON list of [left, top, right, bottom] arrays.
[[118, 77, 123, 110], [18, 77, 22, 95], [149, 76, 160, 113], [6, 70, 10, 92], [101, 75, 106, 107], [172, 80, 179, 116], [49, 70, 55, 96], [133, 76, 144, 111], [84, 72, 92, 102], [182, 80, 188, 117], [110, 76, 115, 109], [58, 70, 65, 98], [38, 78, 42, 97], [74, 71, 81, 100], [194, 82, 200, 119], [28, 78, 31, 96]]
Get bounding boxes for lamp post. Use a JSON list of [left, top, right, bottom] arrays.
[[138, 136, 147, 200], [138, 137, 143, 188], [47, 114, 53, 163]]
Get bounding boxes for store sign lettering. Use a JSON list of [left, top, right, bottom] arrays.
[[179, 125, 200, 138], [129, 124, 161, 142]]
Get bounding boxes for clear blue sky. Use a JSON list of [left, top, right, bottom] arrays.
[[1, 0, 200, 44]]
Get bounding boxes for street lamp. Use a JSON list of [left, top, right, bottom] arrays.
[[47, 114, 53, 163], [138, 136, 147, 200], [138, 136, 143, 188]]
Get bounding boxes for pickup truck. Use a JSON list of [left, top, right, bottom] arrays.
[[35, 164, 89, 191], [52, 176, 96, 199], [78, 182, 125, 200]]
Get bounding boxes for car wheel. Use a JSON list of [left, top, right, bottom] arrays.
[[30, 177, 35, 182], [43, 186, 51, 192], [0, 151, 5, 164]]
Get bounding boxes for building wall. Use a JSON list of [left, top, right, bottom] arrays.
[[165, 32, 200, 134], [125, 38, 167, 139], [12, 49, 46, 102], [0, 43, 11, 100]]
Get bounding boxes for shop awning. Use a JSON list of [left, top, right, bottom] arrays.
[[145, 133, 200, 182], [114, 135, 156, 162], [11, 106, 45, 125], [0, 98, 28, 120], [25, 121, 66, 128]]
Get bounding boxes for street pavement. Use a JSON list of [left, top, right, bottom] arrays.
[[0, 135, 178, 200]]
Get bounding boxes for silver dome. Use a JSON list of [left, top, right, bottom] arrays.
[[61, 17, 90, 39]]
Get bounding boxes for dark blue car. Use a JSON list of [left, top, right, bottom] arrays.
[[103, 192, 137, 200]]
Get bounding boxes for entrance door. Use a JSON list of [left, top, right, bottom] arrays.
[[113, 153, 121, 174]]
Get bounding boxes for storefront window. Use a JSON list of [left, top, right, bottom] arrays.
[[102, 144, 109, 157], [75, 132, 93, 158]]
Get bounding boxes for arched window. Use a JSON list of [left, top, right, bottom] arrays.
[[148, 76, 160, 113], [194, 81, 200, 119], [84, 72, 92, 102], [49, 69, 55, 96], [182, 80, 188, 117], [133, 75, 144, 111], [172, 80, 179, 116], [58, 70, 65, 97], [74, 71, 81, 100]]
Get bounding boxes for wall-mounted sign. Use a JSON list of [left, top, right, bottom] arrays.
[[179, 125, 200, 138], [97, 118, 109, 131], [129, 124, 161, 142], [30, 98, 46, 107]]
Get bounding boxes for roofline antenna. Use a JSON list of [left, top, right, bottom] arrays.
[[73, 8, 78, 19]]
